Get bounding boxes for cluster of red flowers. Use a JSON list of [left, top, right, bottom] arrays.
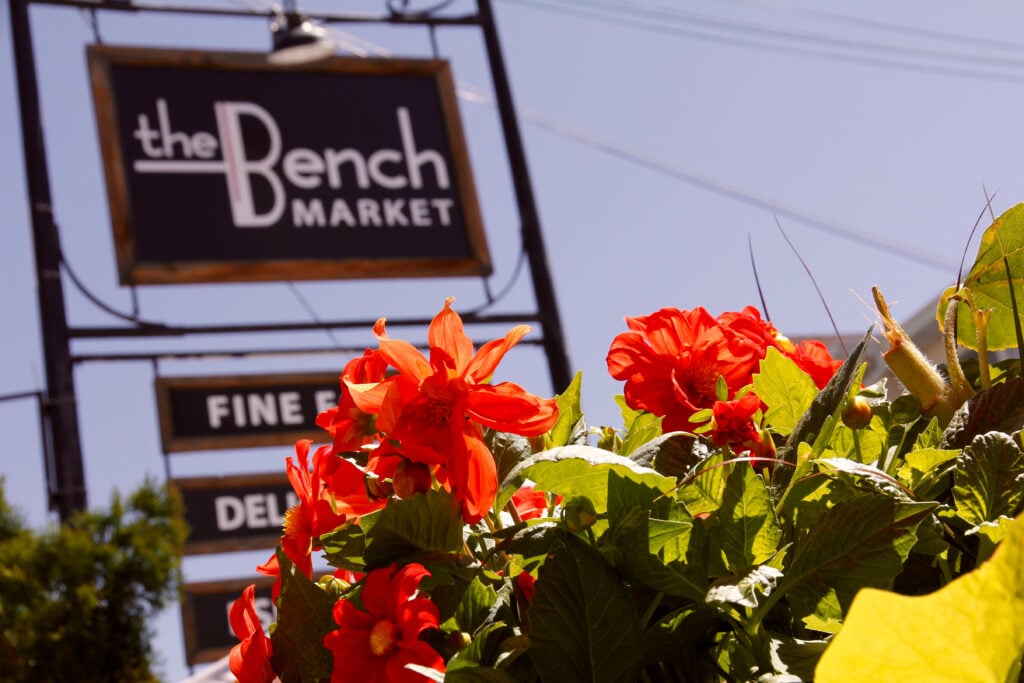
[[606, 305, 841, 457], [229, 299, 558, 683]]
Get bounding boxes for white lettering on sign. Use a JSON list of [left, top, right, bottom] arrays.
[[314, 389, 338, 414], [130, 99, 454, 230], [213, 491, 300, 531], [291, 197, 455, 229], [205, 391, 315, 430]]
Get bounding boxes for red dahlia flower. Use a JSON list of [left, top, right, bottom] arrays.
[[606, 306, 766, 431], [323, 563, 444, 683], [228, 584, 276, 683], [347, 298, 558, 523]]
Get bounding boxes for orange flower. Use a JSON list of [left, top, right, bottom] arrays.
[[607, 307, 765, 432], [709, 392, 764, 454], [348, 299, 557, 523], [323, 563, 444, 683], [228, 585, 275, 683], [280, 440, 349, 578], [316, 349, 388, 453]]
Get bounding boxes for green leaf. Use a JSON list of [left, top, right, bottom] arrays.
[[486, 430, 534, 490], [528, 534, 644, 682], [448, 576, 498, 635], [771, 328, 873, 496], [446, 621, 507, 671], [545, 371, 586, 449], [953, 431, 1024, 526], [896, 447, 960, 493], [620, 411, 665, 457], [938, 202, 1024, 351], [718, 464, 782, 572], [677, 450, 728, 516], [269, 549, 336, 683], [767, 496, 936, 623], [501, 445, 676, 515], [362, 490, 465, 569], [942, 377, 1024, 450], [627, 431, 700, 478], [816, 512, 1024, 682], [319, 521, 368, 573], [753, 347, 819, 434], [599, 500, 704, 601], [966, 515, 1018, 564]]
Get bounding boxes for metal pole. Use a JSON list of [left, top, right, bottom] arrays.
[[10, 0, 88, 520], [477, 0, 572, 391]]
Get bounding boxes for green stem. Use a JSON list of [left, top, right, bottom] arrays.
[[639, 592, 664, 630], [1002, 255, 1024, 362]]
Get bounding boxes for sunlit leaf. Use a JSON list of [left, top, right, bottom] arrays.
[[545, 370, 586, 449], [938, 202, 1024, 351], [753, 347, 818, 435], [718, 464, 781, 572], [952, 431, 1024, 527], [816, 513, 1024, 682], [771, 496, 936, 623], [501, 445, 675, 515]]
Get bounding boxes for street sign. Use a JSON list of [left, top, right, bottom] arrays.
[[155, 372, 339, 453], [87, 45, 491, 284], [172, 473, 297, 555]]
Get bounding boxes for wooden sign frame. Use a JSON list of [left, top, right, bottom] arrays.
[[87, 45, 491, 284], [154, 371, 340, 453]]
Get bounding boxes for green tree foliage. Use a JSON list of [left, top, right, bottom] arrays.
[[0, 478, 187, 682]]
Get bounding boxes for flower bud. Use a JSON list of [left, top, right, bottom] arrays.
[[365, 473, 393, 500], [563, 496, 598, 533], [393, 460, 432, 498], [841, 395, 874, 430]]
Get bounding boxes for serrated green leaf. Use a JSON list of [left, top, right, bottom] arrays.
[[753, 347, 819, 434], [678, 450, 728, 516], [938, 202, 1024, 351], [501, 445, 675, 515], [718, 464, 782, 572], [269, 549, 336, 683], [362, 490, 465, 569], [448, 576, 498, 635], [767, 497, 936, 624], [487, 430, 534, 490], [446, 621, 507, 671], [772, 329, 873, 496], [620, 411, 665, 457], [529, 534, 644, 682], [600, 505, 705, 602], [966, 515, 1017, 563], [816, 513, 1024, 682], [319, 521, 368, 573], [545, 371, 586, 449], [953, 431, 1024, 526]]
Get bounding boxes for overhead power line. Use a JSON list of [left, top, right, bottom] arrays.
[[498, 0, 1024, 84], [326, 26, 956, 272]]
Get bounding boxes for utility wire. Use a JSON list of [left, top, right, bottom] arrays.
[[455, 81, 956, 271], [330, 26, 955, 270], [498, 0, 1024, 84], [585, 0, 1024, 71], [704, 0, 1024, 56]]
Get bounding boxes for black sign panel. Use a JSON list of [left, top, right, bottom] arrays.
[[88, 45, 491, 284], [155, 372, 339, 453], [173, 473, 296, 555], [181, 577, 276, 665]]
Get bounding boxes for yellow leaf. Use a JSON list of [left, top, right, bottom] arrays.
[[816, 512, 1024, 683]]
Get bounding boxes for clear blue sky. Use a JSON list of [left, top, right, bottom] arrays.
[[4, 0, 1024, 679]]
